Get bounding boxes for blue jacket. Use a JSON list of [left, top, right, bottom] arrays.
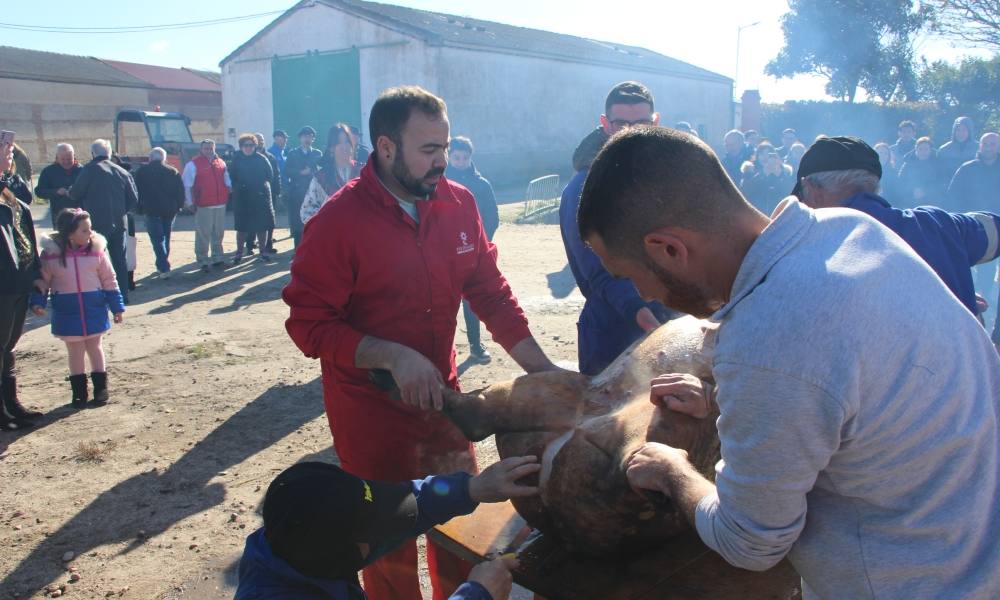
[[268, 144, 287, 181], [445, 163, 499, 239], [559, 169, 674, 375], [236, 472, 492, 600], [845, 192, 1000, 315]]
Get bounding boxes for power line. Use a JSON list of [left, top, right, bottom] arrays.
[[0, 10, 285, 34]]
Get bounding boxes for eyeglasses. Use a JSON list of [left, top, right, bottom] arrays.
[[240, 143, 256, 148], [609, 118, 654, 129]]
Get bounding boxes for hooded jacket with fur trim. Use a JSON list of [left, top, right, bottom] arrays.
[[30, 232, 124, 337]]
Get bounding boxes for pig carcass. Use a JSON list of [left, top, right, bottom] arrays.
[[441, 315, 720, 556]]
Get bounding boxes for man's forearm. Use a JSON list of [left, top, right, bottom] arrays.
[[507, 337, 556, 373], [355, 335, 407, 370], [664, 459, 717, 527]]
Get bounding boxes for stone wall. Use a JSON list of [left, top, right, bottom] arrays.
[[0, 77, 222, 175]]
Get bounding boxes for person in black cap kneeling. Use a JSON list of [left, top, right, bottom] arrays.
[[793, 136, 1000, 327], [236, 456, 540, 599]]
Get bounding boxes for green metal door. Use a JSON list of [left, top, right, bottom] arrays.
[[271, 49, 362, 146]]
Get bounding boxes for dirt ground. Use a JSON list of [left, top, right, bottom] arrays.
[[0, 205, 583, 599]]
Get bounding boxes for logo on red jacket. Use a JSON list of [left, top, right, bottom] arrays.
[[456, 231, 474, 255]]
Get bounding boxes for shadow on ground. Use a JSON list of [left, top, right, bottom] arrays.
[[0, 378, 324, 595], [137, 253, 291, 314], [546, 263, 576, 299]]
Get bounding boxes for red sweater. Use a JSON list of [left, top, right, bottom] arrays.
[[283, 159, 531, 439]]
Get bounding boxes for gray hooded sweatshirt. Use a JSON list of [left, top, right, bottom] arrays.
[[696, 199, 1000, 599]]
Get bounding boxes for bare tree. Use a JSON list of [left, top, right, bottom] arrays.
[[933, 0, 1000, 50]]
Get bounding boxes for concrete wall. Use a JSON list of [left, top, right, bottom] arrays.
[[1, 77, 222, 173], [221, 3, 731, 188], [435, 47, 732, 186], [221, 2, 418, 147]]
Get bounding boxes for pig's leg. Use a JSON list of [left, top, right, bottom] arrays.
[[443, 371, 590, 442]]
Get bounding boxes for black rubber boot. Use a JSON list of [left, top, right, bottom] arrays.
[[0, 404, 29, 431], [2, 376, 42, 420], [91, 372, 109, 406], [69, 374, 88, 409]]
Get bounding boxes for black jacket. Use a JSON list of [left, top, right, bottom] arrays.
[[69, 156, 137, 233], [230, 151, 275, 233], [284, 147, 323, 202], [134, 160, 184, 219], [897, 153, 947, 209], [0, 178, 41, 295], [258, 149, 282, 200], [742, 168, 795, 215], [445, 163, 500, 239], [35, 162, 83, 226], [572, 127, 609, 172], [1, 172, 32, 205], [947, 157, 1000, 213]]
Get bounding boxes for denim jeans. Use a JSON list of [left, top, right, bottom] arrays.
[[145, 215, 175, 274], [462, 299, 481, 349], [100, 227, 129, 303]]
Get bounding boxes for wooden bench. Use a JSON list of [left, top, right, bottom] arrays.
[[429, 501, 800, 600]]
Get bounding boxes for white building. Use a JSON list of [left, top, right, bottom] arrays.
[[221, 0, 733, 185]]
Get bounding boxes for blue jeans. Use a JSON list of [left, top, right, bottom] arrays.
[[145, 215, 175, 274], [100, 227, 128, 303], [462, 299, 481, 349]]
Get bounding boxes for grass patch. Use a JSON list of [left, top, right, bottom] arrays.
[[75, 440, 118, 463], [185, 340, 225, 360]]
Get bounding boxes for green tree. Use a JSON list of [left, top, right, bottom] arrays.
[[767, 0, 932, 102], [918, 56, 1000, 130]]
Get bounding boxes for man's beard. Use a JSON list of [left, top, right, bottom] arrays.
[[392, 152, 444, 197], [644, 257, 717, 318]]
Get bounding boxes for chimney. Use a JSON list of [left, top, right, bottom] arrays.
[[741, 90, 761, 132]]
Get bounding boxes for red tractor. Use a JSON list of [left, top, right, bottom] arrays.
[[113, 109, 233, 172]]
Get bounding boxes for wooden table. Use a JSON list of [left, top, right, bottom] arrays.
[[429, 502, 801, 600]]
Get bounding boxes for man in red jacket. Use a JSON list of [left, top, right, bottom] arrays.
[[283, 86, 557, 600]]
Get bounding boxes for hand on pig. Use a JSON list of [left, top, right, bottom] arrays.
[[468, 456, 541, 503], [624, 442, 688, 497], [649, 373, 715, 418]]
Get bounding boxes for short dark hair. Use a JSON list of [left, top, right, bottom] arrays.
[[450, 136, 473, 154], [605, 81, 655, 116], [273, 130, 288, 139], [578, 127, 747, 259], [369, 86, 447, 148]]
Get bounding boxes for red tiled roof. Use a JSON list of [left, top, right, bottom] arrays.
[[100, 59, 221, 92]]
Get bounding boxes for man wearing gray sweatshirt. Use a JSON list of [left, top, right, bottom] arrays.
[[578, 127, 1000, 599]]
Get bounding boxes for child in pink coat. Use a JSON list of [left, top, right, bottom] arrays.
[[30, 209, 124, 408]]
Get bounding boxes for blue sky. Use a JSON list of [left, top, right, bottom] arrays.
[[2, 1, 979, 102]]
